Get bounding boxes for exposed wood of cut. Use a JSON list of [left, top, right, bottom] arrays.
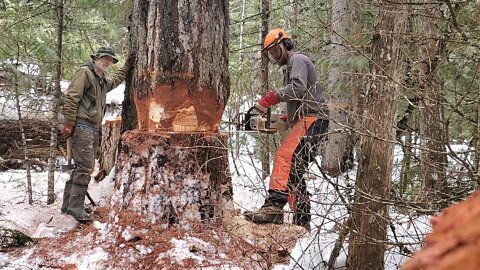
[[401, 191, 480, 270], [110, 130, 232, 229]]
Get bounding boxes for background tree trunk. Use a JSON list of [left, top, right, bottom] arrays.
[[347, 0, 408, 268], [321, 0, 360, 176], [12, 48, 33, 205], [47, 0, 64, 205], [259, 0, 270, 181], [418, 3, 448, 204], [111, 0, 231, 230]]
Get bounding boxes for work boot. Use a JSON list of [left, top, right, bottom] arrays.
[[293, 195, 311, 230], [65, 184, 91, 222], [60, 180, 73, 214], [244, 205, 284, 224], [244, 190, 288, 224]]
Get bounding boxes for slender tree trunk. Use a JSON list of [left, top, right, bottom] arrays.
[[476, 94, 480, 183], [47, 0, 64, 205], [347, 1, 408, 268], [238, 0, 246, 63], [397, 5, 419, 199], [13, 51, 32, 205], [321, 0, 360, 176], [285, 0, 298, 31], [233, 0, 246, 159], [111, 0, 231, 231], [259, 0, 270, 181], [399, 132, 413, 195], [418, 3, 448, 203]]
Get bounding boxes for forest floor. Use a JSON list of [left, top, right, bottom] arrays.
[[0, 143, 432, 269]]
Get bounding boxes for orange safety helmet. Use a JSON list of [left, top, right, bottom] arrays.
[[263, 28, 290, 51]]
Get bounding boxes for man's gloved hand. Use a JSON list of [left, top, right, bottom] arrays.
[[61, 124, 74, 138], [255, 90, 279, 113], [123, 52, 136, 70]]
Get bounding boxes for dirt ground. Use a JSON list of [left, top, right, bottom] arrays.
[[5, 208, 307, 269]]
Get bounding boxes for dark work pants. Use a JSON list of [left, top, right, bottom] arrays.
[[266, 118, 329, 225], [65, 124, 99, 188]]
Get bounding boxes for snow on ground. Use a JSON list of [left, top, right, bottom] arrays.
[[0, 133, 435, 269]]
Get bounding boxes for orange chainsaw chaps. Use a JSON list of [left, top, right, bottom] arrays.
[[269, 116, 317, 191]]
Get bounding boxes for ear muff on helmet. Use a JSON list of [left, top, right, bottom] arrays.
[[282, 38, 294, 51]]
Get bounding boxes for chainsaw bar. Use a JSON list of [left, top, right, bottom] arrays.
[[236, 106, 287, 134]]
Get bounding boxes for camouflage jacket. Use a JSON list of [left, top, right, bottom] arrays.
[[63, 61, 127, 128]]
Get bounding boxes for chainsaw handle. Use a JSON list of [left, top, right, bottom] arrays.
[[247, 106, 261, 115]]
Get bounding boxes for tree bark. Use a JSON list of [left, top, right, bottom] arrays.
[[321, 0, 361, 176], [130, 1, 229, 132], [111, 131, 231, 228], [112, 0, 231, 230], [347, 0, 408, 268]]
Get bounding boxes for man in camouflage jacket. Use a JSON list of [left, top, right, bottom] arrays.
[[60, 47, 134, 222]]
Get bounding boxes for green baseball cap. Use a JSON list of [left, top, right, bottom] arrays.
[[91, 47, 119, 64]]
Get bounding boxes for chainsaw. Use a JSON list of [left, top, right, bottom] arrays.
[[238, 106, 288, 134]]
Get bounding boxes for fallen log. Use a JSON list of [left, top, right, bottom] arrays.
[[0, 158, 48, 172], [0, 119, 65, 160]]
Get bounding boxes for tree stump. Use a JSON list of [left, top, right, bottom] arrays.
[[96, 118, 122, 182], [109, 130, 232, 230], [223, 216, 308, 267]]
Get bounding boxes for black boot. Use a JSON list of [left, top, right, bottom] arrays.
[[61, 180, 72, 214], [65, 184, 91, 222], [244, 190, 288, 224], [293, 193, 311, 230]]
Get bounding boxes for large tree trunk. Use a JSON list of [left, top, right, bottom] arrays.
[[321, 0, 361, 176], [418, 3, 448, 204], [111, 0, 231, 230], [347, 0, 408, 268]]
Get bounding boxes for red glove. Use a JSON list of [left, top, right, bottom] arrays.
[[61, 124, 74, 138], [255, 91, 280, 112]]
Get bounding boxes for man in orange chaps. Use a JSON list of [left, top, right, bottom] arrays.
[[244, 29, 329, 229]]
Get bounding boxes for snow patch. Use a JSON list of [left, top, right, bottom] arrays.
[[64, 247, 109, 270]]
